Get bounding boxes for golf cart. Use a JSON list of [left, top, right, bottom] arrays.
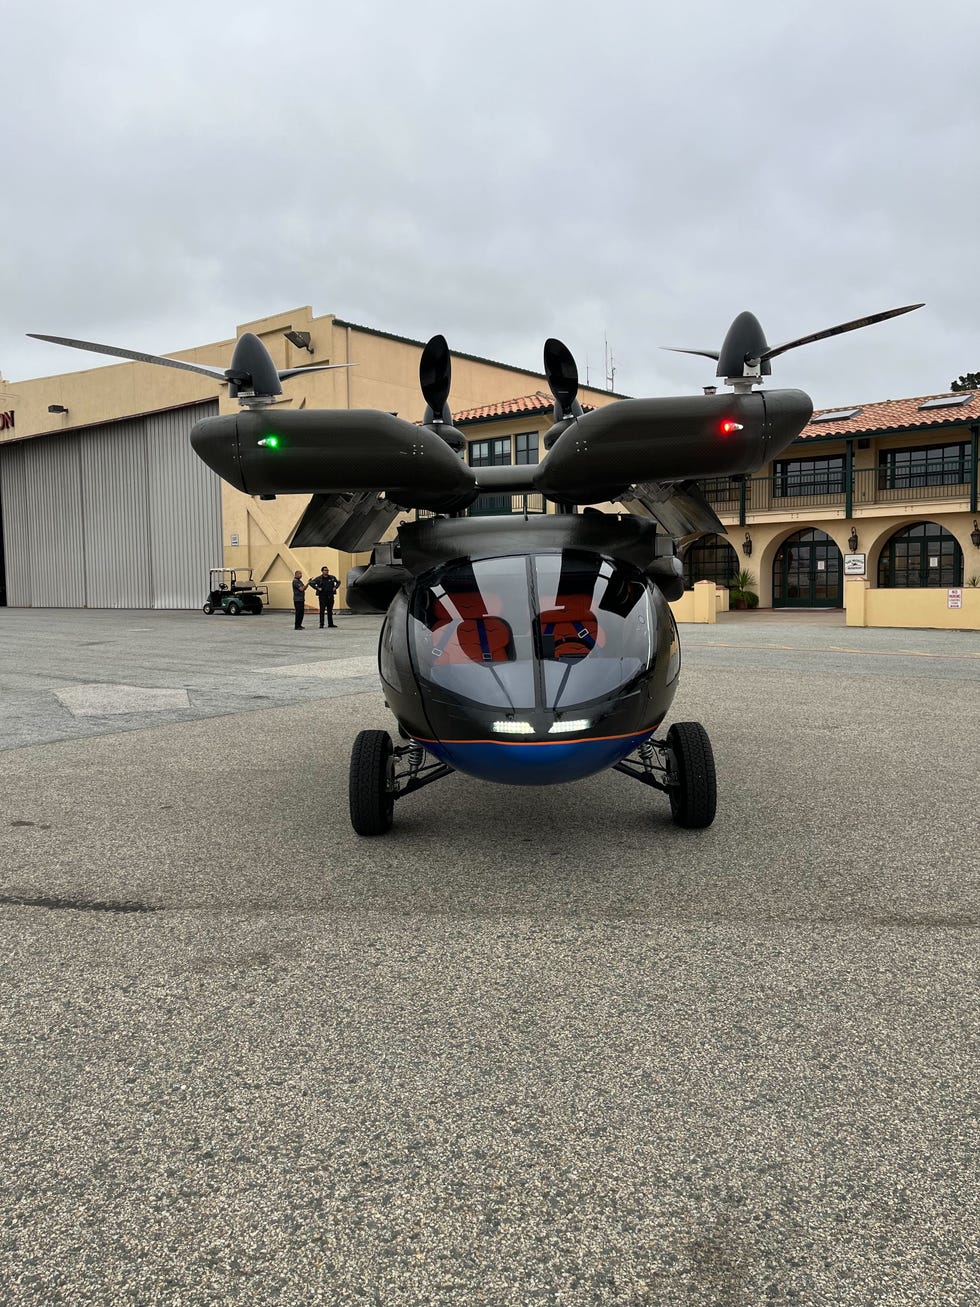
[[202, 568, 269, 615]]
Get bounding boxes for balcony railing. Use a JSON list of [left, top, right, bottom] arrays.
[[702, 467, 975, 522], [852, 467, 971, 506], [468, 492, 547, 517]]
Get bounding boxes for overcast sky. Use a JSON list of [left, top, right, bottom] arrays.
[[2, 0, 978, 408]]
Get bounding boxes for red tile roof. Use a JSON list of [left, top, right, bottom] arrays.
[[801, 391, 980, 438], [454, 393, 558, 423]]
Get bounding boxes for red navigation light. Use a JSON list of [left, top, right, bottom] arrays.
[[719, 420, 743, 435]]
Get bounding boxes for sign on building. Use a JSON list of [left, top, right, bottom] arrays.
[[947, 588, 963, 609], [844, 553, 866, 575]]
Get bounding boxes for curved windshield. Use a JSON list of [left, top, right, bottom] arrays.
[[533, 552, 652, 709], [408, 551, 654, 712]]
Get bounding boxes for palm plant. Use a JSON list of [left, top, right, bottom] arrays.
[[729, 568, 759, 609]]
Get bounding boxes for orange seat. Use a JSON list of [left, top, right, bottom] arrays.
[[539, 595, 600, 660], [455, 616, 513, 663], [431, 592, 513, 664]]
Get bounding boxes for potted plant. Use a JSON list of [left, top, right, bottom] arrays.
[[729, 568, 759, 610]]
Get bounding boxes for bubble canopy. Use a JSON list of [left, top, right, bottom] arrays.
[[407, 550, 656, 716]]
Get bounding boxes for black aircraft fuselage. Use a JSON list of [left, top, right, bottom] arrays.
[[362, 513, 683, 786]]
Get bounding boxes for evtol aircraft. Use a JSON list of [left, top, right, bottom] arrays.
[[30, 303, 921, 835]]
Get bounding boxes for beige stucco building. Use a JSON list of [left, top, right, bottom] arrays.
[[681, 393, 980, 611]]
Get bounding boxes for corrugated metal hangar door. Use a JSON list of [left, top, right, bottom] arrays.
[[0, 401, 221, 609]]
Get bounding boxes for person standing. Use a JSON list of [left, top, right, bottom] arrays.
[[291, 571, 308, 630], [309, 566, 340, 628]]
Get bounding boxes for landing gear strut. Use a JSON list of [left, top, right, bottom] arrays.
[[614, 721, 717, 828], [348, 731, 453, 836]]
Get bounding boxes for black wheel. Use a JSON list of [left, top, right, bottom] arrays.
[[248, 598, 263, 614], [202, 602, 214, 614], [666, 721, 717, 829], [349, 730, 395, 836], [226, 599, 241, 615]]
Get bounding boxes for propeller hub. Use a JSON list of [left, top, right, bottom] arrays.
[[227, 332, 283, 401], [716, 312, 771, 380]]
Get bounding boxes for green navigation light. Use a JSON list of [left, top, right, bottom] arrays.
[[257, 434, 281, 449]]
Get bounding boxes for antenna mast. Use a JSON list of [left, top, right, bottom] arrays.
[[604, 334, 616, 391]]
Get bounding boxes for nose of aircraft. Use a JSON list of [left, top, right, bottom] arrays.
[[420, 729, 656, 786]]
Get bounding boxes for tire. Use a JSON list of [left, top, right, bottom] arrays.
[[249, 599, 263, 614], [667, 721, 717, 829], [349, 730, 395, 836], [202, 603, 214, 614], [226, 600, 242, 615]]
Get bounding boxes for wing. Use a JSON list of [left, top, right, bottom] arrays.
[[290, 491, 403, 553], [190, 408, 478, 512], [620, 480, 727, 542], [533, 390, 813, 504]]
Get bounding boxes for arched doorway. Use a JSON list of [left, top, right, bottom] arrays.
[[682, 533, 740, 590], [773, 528, 843, 608], [877, 522, 963, 588]]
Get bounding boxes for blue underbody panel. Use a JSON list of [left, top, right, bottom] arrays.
[[421, 732, 653, 786]]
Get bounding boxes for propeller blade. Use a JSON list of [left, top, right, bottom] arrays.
[[759, 303, 924, 363], [419, 335, 452, 416], [544, 338, 579, 413], [27, 333, 230, 382], [661, 347, 721, 361], [278, 363, 355, 380]]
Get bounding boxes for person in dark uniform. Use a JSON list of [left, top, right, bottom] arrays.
[[291, 571, 308, 629], [309, 566, 340, 628]]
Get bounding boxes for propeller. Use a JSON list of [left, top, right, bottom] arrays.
[[544, 337, 583, 420], [665, 303, 924, 389], [419, 334, 452, 423], [542, 337, 586, 451], [418, 334, 465, 452], [27, 330, 352, 408]]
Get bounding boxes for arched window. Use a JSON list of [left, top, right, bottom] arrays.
[[773, 528, 843, 608], [682, 534, 740, 590], [877, 522, 963, 588]]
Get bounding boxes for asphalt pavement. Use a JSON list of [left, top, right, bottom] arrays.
[[1, 607, 977, 1306]]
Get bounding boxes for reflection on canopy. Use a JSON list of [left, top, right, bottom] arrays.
[[409, 551, 654, 711]]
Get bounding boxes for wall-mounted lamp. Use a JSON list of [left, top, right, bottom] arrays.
[[848, 528, 859, 552], [283, 330, 313, 353], [742, 532, 753, 557], [971, 519, 980, 548], [47, 404, 69, 414]]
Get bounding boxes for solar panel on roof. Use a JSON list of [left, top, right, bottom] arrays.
[[811, 407, 861, 422], [917, 394, 973, 410]]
